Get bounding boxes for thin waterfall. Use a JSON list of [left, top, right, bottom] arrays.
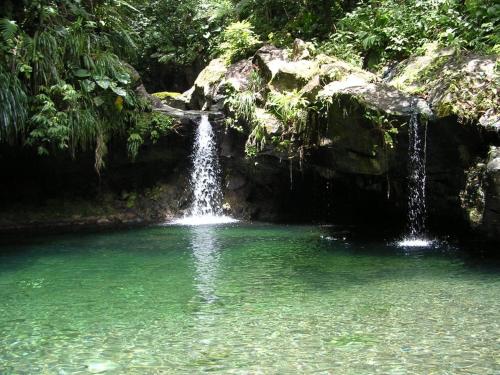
[[407, 110, 427, 236], [173, 115, 237, 225], [399, 105, 431, 247]]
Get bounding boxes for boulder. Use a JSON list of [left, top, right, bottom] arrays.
[[479, 109, 500, 133], [187, 58, 228, 109], [389, 42, 499, 122], [291, 38, 312, 61], [152, 91, 189, 110], [255, 108, 281, 135], [253, 45, 290, 82], [185, 58, 256, 111], [270, 59, 320, 91], [318, 78, 432, 118], [253, 45, 319, 91]]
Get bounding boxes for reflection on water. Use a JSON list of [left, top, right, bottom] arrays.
[[189, 226, 221, 304]]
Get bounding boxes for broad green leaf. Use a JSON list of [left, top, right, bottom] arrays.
[[81, 79, 96, 92], [94, 96, 105, 106], [73, 68, 90, 78], [95, 77, 111, 89], [110, 85, 127, 97]]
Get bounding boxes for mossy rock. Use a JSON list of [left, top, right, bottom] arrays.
[[152, 91, 182, 100], [318, 78, 431, 118], [188, 58, 228, 109], [152, 91, 188, 110], [389, 43, 499, 122], [269, 59, 320, 91]]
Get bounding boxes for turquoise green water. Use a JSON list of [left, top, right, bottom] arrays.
[[0, 223, 499, 374]]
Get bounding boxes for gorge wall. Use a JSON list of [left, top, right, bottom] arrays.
[[0, 42, 498, 244]]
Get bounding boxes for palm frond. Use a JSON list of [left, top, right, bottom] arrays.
[[0, 68, 28, 143], [0, 18, 18, 41]]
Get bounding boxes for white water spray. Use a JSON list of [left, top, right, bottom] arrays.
[[174, 115, 237, 226], [398, 109, 432, 247]]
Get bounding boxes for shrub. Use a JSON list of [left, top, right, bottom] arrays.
[[218, 21, 261, 63]]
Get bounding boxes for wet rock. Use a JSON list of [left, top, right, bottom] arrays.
[[482, 146, 500, 241], [226, 174, 247, 191]]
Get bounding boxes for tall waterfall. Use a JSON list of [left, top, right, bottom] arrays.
[[190, 115, 223, 216], [174, 115, 236, 225], [399, 110, 431, 247]]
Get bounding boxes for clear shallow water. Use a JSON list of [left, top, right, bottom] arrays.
[[0, 224, 499, 374]]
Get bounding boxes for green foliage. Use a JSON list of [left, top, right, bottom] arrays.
[[266, 90, 309, 133], [132, 0, 233, 68], [364, 110, 398, 149], [218, 21, 261, 63], [127, 112, 174, 160], [319, 0, 500, 69], [226, 89, 258, 125], [0, 67, 28, 143], [245, 122, 267, 157], [0, 18, 18, 41], [0, 0, 146, 170], [236, 0, 346, 40]]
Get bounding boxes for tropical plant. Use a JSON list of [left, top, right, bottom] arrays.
[[127, 112, 175, 160], [266, 90, 309, 134], [0, 0, 157, 171], [218, 21, 261, 63]]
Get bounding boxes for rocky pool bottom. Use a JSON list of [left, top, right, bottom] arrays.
[[0, 223, 499, 374]]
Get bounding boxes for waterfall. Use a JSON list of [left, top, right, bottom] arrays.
[[190, 115, 223, 216], [398, 108, 431, 247], [173, 115, 237, 225]]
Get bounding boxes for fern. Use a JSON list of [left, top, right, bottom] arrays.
[[0, 19, 18, 41], [0, 67, 28, 143], [266, 90, 309, 133]]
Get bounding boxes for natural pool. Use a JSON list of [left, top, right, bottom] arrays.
[[0, 223, 499, 374]]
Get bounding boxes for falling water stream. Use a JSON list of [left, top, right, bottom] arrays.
[[398, 109, 431, 247], [174, 115, 236, 225]]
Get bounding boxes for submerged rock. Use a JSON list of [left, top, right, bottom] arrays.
[[85, 360, 120, 373]]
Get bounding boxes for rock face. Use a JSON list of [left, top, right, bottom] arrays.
[[188, 58, 228, 109], [1, 42, 497, 245], [185, 58, 255, 111], [191, 42, 499, 243], [389, 42, 499, 123], [483, 147, 500, 240]]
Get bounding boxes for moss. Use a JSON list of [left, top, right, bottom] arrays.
[[391, 43, 455, 92], [391, 44, 499, 122], [460, 163, 487, 228], [152, 91, 183, 100]]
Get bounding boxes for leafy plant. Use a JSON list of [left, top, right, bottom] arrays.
[[266, 90, 309, 134], [364, 110, 398, 149], [0, 67, 27, 143], [0, 1, 145, 171], [218, 20, 261, 63], [127, 112, 175, 160]]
